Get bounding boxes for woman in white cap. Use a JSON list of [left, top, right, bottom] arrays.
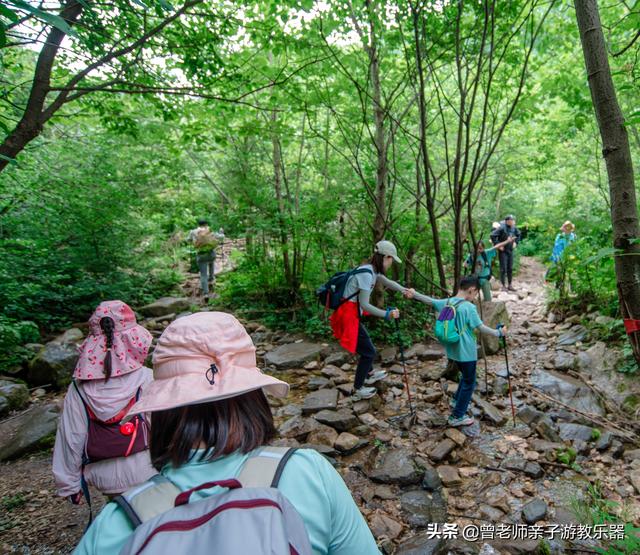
[[74, 312, 379, 555], [330, 240, 411, 401]]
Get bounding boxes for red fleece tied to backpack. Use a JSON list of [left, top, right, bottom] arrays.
[[330, 301, 362, 353]]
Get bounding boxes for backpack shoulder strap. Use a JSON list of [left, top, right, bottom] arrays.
[[113, 474, 181, 528], [237, 446, 297, 489]]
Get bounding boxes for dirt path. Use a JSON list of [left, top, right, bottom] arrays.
[[1, 256, 638, 554]]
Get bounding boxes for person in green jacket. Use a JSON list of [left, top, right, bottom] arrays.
[[465, 235, 514, 301]]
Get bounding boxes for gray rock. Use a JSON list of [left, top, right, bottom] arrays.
[[314, 409, 359, 432], [405, 343, 445, 361], [473, 395, 507, 426], [517, 405, 544, 426], [278, 415, 318, 440], [530, 368, 603, 415], [422, 465, 442, 491], [479, 504, 505, 521], [535, 417, 563, 443], [558, 423, 594, 442], [306, 424, 339, 446], [0, 380, 29, 416], [265, 342, 325, 370], [595, 431, 613, 451], [324, 352, 349, 367], [28, 342, 80, 388], [396, 534, 443, 555], [139, 297, 191, 317], [307, 376, 330, 391], [334, 432, 368, 454], [478, 301, 510, 355], [299, 443, 337, 457], [302, 389, 338, 414], [51, 328, 84, 344], [24, 343, 44, 354], [522, 498, 547, 524], [501, 458, 543, 478], [554, 351, 576, 371], [0, 403, 60, 460], [623, 449, 640, 462], [557, 326, 587, 346], [369, 448, 421, 485], [380, 347, 397, 364], [437, 465, 462, 487], [400, 489, 447, 527], [428, 439, 456, 463]]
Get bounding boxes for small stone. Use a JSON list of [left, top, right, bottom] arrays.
[[306, 424, 338, 447], [444, 428, 467, 447], [422, 465, 442, 491], [595, 431, 613, 451], [314, 409, 359, 432], [373, 485, 396, 500], [479, 504, 505, 521], [304, 360, 319, 370], [629, 470, 640, 495], [369, 512, 403, 540], [369, 448, 421, 485], [428, 439, 456, 463], [437, 465, 462, 487], [623, 449, 640, 463], [307, 376, 330, 391], [302, 389, 339, 415], [558, 423, 594, 442], [400, 489, 447, 527], [522, 498, 547, 524], [334, 432, 366, 454]]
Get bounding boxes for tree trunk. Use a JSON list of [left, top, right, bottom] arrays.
[[575, 0, 640, 364]]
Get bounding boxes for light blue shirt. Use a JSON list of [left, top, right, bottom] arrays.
[[74, 448, 379, 555], [432, 297, 483, 362]]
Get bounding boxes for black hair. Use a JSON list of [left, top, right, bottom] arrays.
[[459, 275, 480, 291], [369, 252, 386, 275], [198, 219, 208, 226], [149, 389, 276, 471], [99, 316, 115, 382]]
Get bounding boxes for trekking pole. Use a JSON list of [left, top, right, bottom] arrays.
[[477, 296, 490, 397], [394, 318, 415, 416], [497, 324, 516, 427]]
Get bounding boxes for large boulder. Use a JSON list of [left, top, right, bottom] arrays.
[[530, 368, 604, 415], [50, 328, 84, 345], [265, 342, 325, 370], [314, 409, 359, 432], [0, 403, 60, 461], [139, 297, 191, 318], [0, 379, 30, 416], [28, 341, 80, 388], [477, 301, 510, 355], [368, 448, 421, 485]]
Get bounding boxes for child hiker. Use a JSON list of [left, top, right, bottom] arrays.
[[406, 276, 507, 427], [74, 312, 379, 555], [52, 301, 156, 504], [465, 236, 514, 301], [330, 240, 410, 401]]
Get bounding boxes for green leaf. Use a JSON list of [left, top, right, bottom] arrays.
[[0, 23, 6, 48], [7, 0, 78, 37], [0, 153, 18, 166], [156, 0, 174, 11], [585, 247, 619, 264], [0, 4, 20, 22]]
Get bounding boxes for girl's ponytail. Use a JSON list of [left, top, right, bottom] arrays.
[[100, 316, 116, 382]]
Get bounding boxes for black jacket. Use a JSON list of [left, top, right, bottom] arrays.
[[490, 221, 521, 252]]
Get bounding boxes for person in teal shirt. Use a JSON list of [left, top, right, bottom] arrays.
[[405, 277, 507, 427], [74, 311, 379, 555], [465, 236, 514, 301]]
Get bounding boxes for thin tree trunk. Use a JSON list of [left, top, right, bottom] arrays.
[[575, 0, 640, 363]]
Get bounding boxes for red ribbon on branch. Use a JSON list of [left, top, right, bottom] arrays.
[[623, 319, 640, 334]]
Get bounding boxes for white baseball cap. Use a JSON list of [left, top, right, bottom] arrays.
[[374, 240, 402, 263]]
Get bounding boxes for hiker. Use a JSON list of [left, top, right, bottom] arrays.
[[465, 236, 515, 301], [551, 220, 576, 263], [329, 240, 410, 401], [187, 219, 224, 298], [74, 312, 379, 555], [52, 301, 155, 505], [490, 215, 522, 291], [406, 276, 507, 427]]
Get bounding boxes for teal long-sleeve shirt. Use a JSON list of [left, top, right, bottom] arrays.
[[74, 448, 380, 555]]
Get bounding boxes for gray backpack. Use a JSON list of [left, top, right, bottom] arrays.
[[114, 446, 312, 555]]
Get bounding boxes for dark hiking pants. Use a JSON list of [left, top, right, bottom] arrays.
[[499, 249, 514, 286], [354, 323, 376, 389]]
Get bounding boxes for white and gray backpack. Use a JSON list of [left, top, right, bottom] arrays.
[[114, 446, 312, 555]]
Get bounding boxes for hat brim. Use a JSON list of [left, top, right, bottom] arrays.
[[392, 254, 402, 264], [123, 366, 289, 421]]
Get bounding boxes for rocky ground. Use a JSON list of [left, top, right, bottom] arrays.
[[1, 256, 639, 554]]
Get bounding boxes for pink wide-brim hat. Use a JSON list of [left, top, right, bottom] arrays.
[[75, 300, 152, 380], [125, 311, 288, 418]]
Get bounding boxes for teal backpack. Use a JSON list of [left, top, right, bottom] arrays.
[[434, 299, 466, 344]]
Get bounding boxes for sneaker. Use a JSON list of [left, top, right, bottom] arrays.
[[501, 285, 508, 292], [352, 386, 377, 400], [365, 370, 387, 385], [448, 415, 475, 427], [508, 285, 516, 292]]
